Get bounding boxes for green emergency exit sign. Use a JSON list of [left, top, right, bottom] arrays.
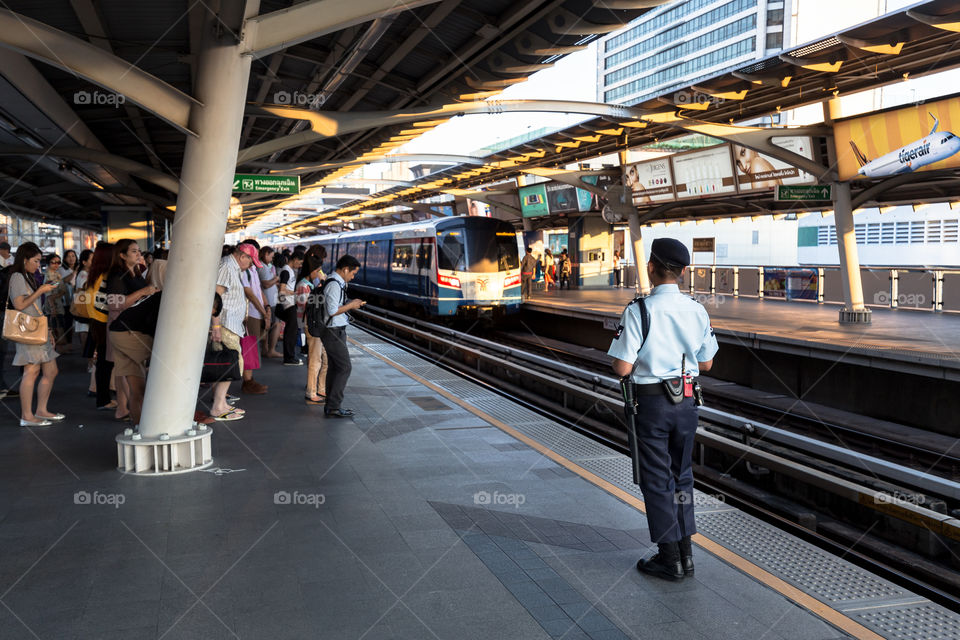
[[775, 184, 832, 201], [232, 174, 300, 194]]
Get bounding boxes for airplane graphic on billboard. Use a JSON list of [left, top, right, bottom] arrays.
[[850, 113, 960, 178]]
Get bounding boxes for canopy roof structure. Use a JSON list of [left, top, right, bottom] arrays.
[[249, 0, 960, 236], [0, 0, 660, 228]]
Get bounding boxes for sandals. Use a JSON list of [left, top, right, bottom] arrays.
[[305, 394, 326, 405], [213, 409, 245, 421]]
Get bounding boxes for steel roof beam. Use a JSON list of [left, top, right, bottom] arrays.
[[0, 145, 179, 193], [0, 9, 199, 135], [238, 100, 652, 163], [243, 0, 442, 58], [248, 153, 487, 173]]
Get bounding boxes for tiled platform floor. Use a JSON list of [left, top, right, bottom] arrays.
[[0, 329, 948, 639]]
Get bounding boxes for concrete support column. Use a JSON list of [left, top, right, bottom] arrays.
[[121, 2, 257, 473], [833, 181, 871, 323], [823, 99, 870, 324], [628, 211, 650, 296]]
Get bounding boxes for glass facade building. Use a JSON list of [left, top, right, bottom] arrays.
[[598, 0, 791, 105]]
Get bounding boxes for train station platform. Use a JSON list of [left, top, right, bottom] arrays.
[[2, 329, 959, 639], [522, 288, 960, 377]]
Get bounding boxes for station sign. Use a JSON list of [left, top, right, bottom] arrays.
[[232, 174, 300, 194], [775, 184, 832, 201], [692, 237, 715, 253]]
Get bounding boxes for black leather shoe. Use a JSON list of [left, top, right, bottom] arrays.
[[637, 542, 684, 581], [324, 408, 354, 418], [679, 537, 694, 576]]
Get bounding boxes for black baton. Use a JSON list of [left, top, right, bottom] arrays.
[[619, 375, 643, 485]]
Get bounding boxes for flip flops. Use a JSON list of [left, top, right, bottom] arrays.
[[213, 409, 245, 421]]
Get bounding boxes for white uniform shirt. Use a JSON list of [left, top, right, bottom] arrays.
[[607, 283, 719, 384]]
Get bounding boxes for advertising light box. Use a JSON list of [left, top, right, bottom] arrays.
[[623, 158, 675, 204], [733, 136, 815, 193], [671, 145, 737, 199], [519, 184, 549, 218]]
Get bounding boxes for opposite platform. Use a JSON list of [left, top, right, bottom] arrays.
[[1, 328, 958, 639], [522, 288, 960, 377]]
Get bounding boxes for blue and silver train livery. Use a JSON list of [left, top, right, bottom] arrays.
[[282, 216, 521, 318]]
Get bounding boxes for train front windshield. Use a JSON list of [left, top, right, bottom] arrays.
[[438, 223, 519, 273]]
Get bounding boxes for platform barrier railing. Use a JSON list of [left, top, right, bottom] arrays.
[[686, 264, 960, 313]]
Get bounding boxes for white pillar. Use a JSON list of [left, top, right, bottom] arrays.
[[823, 100, 870, 324], [133, 4, 256, 462], [833, 181, 870, 322], [628, 211, 650, 296]]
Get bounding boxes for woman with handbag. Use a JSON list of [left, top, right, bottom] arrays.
[[4, 242, 64, 427]]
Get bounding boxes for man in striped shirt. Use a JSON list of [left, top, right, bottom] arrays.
[[210, 245, 264, 420]]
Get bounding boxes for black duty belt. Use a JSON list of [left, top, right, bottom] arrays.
[[633, 379, 681, 395]]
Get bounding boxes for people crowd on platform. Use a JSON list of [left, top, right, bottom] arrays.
[[2, 238, 364, 427]]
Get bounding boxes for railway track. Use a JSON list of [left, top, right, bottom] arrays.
[[352, 305, 960, 611]]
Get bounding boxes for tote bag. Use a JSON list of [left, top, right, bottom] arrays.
[[240, 334, 260, 371], [3, 301, 48, 345], [201, 342, 242, 382]]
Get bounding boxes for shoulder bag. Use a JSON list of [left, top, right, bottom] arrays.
[[3, 299, 48, 345]]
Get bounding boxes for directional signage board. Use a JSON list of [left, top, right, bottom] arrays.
[[775, 184, 832, 202], [233, 174, 300, 194]]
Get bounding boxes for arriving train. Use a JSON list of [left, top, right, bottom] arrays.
[[275, 216, 522, 318]]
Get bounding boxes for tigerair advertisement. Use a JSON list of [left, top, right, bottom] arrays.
[[836, 95, 960, 181]]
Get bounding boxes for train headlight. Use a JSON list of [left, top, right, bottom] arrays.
[[438, 274, 461, 289]]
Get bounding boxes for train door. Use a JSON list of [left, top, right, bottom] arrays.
[[416, 239, 432, 300]]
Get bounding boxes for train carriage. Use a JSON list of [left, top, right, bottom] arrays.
[[275, 216, 521, 319]]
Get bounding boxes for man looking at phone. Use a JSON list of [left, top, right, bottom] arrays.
[[321, 254, 366, 418]]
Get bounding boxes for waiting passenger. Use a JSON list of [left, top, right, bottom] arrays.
[[296, 251, 329, 405], [84, 241, 114, 410], [238, 240, 269, 394], [277, 250, 303, 365], [520, 247, 536, 300], [108, 259, 166, 425], [257, 246, 282, 359], [5, 242, 63, 427], [210, 244, 259, 420], [320, 254, 365, 418], [105, 240, 157, 422]]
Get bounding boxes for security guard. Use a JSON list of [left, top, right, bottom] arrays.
[[607, 238, 718, 581]]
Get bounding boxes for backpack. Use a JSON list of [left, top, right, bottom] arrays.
[[305, 278, 342, 336], [0, 265, 11, 310]]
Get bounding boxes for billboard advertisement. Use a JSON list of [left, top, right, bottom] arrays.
[[519, 184, 549, 218], [835, 95, 960, 181], [623, 158, 675, 204], [733, 136, 816, 193], [671, 145, 737, 199], [546, 182, 580, 214]]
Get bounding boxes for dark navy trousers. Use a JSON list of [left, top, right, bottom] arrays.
[[633, 394, 699, 544]]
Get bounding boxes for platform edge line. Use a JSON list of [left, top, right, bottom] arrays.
[[349, 336, 886, 640]]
